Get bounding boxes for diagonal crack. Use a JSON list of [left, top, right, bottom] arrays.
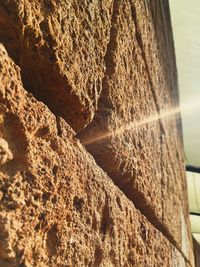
[[0, 0, 191, 265]]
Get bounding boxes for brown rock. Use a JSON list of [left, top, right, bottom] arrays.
[[0, 44, 191, 267], [0, 2, 190, 253], [132, 2, 191, 245], [0, 138, 13, 165], [0, 0, 195, 265], [0, 0, 114, 131], [78, 0, 192, 259]]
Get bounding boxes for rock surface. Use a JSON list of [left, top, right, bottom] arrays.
[[0, 44, 190, 266], [0, 138, 13, 165], [0, 0, 195, 266], [78, 0, 192, 260], [0, 0, 114, 131]]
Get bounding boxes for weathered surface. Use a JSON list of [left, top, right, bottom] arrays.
[[136, 0, 191, 238], [0, 0, 113, 131], [0, 0, 195, 265], [78, 0, 192, 260], [0, 1, 191, 253], [0, 44, 189, 266]]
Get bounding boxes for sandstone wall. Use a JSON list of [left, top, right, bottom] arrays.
[[0, 0, 194, 266]]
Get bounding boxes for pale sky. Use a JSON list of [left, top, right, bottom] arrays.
[[170, 0, 200, 166]]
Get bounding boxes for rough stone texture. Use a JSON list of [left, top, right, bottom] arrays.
[[139, 0, 191, 237], [0, 44, 189, 266], [0, 0, 191, 249], [78, 0, 193, 261], [0, 138, 13, 165], [0, 0, 114, 131], [0, 0, 195, 266]]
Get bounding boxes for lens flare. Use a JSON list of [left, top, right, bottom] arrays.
[[82, 98, 200, 146]]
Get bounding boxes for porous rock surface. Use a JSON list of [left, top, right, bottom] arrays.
[[0, 44, 189, 267], [0, 0, 195, 266], [78, 0, 193, 260], [0, 0, 114, 131]]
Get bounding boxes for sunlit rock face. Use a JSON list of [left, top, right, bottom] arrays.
[[0, 0, 114, 132], [0, 0, 194, 266], [78, 0, 193, 261], [0, 44, 189, 267]]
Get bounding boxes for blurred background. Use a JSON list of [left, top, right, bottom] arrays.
[[170, 0, 200, 245]]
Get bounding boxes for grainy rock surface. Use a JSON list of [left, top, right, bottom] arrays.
[[0, 138, 13, 165], [78, 0, 193, 261], [0, 44, 190, 267], [0, 0, 113, 131], [0, 0, 195, 266]]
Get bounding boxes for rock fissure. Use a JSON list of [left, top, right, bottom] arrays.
[[0, 1, 194, 266], [103, 0, 119, 79], [0, 0, 114, 132], [76, 2, 192, 264], [0, 33, 191, 264]]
